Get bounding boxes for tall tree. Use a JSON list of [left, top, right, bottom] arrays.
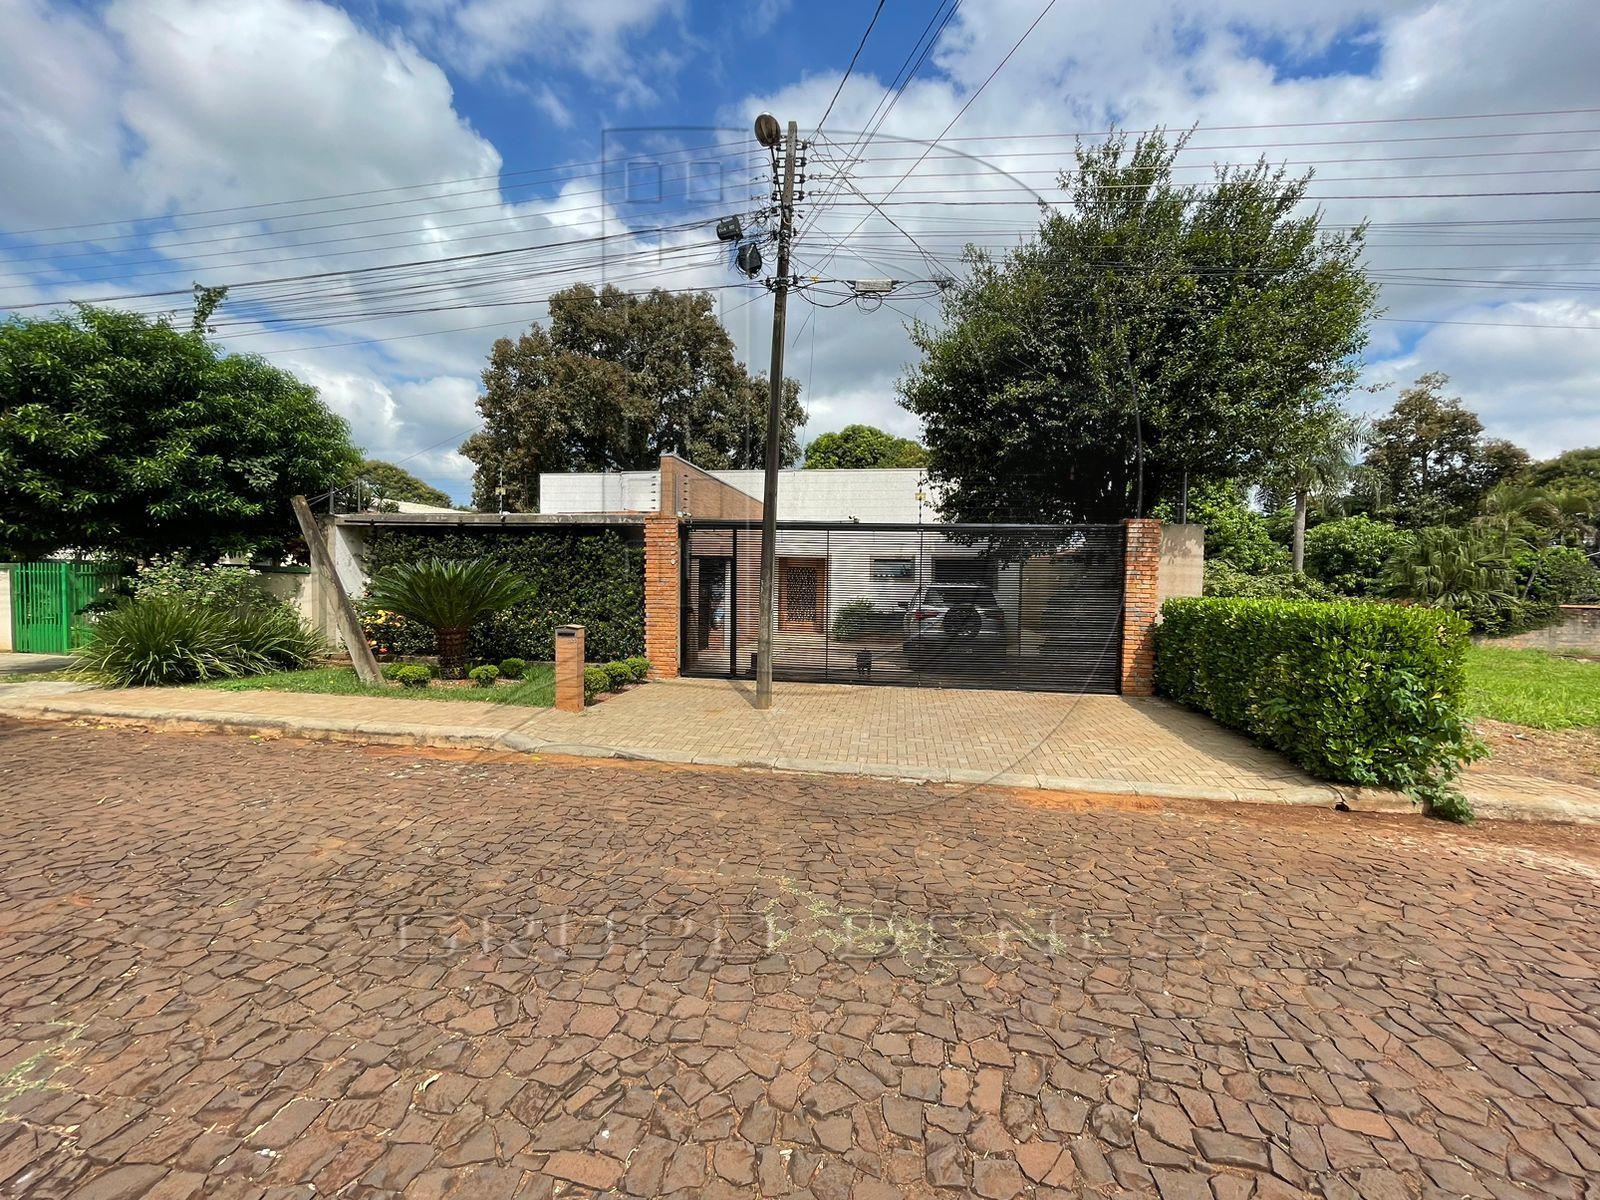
[[462, 284, 803, 510], [899, 130, 1377, 523], [1360, 372, 1529, 527], [804, 424, 928, 469], [0, 305, 359, 561], [1261, 403, 1362, 572], [352, 459, 455, 508]]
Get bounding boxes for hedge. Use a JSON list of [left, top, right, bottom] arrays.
[[361, 529, 644, 663], [1156, 598, 1481, 801]]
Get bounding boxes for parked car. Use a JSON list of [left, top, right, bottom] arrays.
[[901, 584, 1007, 668]]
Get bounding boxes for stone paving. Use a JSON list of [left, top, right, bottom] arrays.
[[1, 718, 1598, 1199]]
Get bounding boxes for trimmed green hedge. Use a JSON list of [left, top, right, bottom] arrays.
[[361, 529, 644, 663], [1156, 598, 1481, 803]]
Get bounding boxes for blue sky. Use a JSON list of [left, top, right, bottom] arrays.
[[3, 0, 1598, 503]]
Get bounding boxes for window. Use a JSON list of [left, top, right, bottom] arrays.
[[870, 557, 914, 581]]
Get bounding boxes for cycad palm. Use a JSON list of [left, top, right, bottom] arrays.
[[365, 559, 536, 677]]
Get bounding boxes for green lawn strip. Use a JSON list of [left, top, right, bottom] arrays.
[[195, 665, 556, 708], [0, 670, 75, 683], [1465, 645, 1600, 730]]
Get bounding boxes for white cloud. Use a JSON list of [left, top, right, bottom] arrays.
[[727, 0, 1600, 460], [397, 0, 678, 82]]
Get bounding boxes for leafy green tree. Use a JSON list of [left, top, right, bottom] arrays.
[[1157, 480, 1287, 574], [352, 459, 455, 508], [1360, 373, 1529, 527], [899, 130, 1377, 523], [804, 424, 928, 469], [0, 305, 359, 561], [462, 283, 803, 510], [1527, 447, 1600, 498], [1304, 516, 1413, 595]]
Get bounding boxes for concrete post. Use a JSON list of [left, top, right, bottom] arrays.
[[554, 624, 585, 712], [1120, 518, 1163, 697]]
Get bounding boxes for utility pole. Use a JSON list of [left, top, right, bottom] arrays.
[[754, 115, 799, 710]]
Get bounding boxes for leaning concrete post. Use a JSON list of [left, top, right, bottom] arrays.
[[554, 625, 585, 712]]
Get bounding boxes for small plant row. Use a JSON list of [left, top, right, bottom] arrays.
[[583, 657, 651, 703], [380, 656, 534, 689]]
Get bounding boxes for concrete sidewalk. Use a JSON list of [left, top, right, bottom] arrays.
[[2, 675, 1595, 820]]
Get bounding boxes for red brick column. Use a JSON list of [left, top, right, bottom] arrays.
[[554, 625, 585, 712], [1120, 518, 1162, 696], [643, 514, 681, 678]]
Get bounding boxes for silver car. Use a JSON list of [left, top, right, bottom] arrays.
[[901, 584, 1007, 667]]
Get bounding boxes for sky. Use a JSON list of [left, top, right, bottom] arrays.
[[2, 0, 1598, 504]]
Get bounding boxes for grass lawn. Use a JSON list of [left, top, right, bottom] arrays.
[[1465, 645, 1600, 730], [196, 665, 556, 707]]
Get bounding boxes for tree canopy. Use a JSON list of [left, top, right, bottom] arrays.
[[804, 424, 928, 469], [899, 130, 1378, 523], [0, 305, 359, 561], [1357, 372, 1529, 527], [462, 283, 803, 510], [353, 459, 455, 508]]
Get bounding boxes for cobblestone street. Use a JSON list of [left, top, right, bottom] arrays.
[[0, 716, 1597, 1198]]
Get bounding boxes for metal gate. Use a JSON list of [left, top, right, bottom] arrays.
[[680, 522, 1125, 693], [8, 562, 123, 654]]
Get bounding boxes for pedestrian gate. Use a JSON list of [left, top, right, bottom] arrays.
[[680, 522, 1125, 693], [7, 562, 123, 654]]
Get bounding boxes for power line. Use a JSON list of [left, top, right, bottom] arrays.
[[816, 0, 886, 134]]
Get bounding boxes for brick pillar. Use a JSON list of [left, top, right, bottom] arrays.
[[1120, 518, 1162, 696], [643, 514, 681, 678], [554, 625, 585, 712]]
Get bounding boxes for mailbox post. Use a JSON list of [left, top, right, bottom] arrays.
[[555, 625, 585, 712]]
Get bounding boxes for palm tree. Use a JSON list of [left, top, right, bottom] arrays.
[[364, 559, 536, 678], [1266, 406, 1362, 573], [1382, 526, 1518, 612]]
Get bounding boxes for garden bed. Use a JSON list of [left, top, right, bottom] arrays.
[[196, 665, 557, 707]]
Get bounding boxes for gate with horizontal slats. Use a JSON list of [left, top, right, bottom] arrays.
[[680, 521, 1125, 693]]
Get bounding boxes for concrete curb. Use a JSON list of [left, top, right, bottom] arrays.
[[0, 692, 1415, 812]]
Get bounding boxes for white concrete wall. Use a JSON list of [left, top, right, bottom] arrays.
[[539, 467, 942, 523], [0, 569, 11, 652], [540, 472, 660, 514]]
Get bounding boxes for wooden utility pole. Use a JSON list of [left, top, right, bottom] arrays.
[[754, 117, 799, 711], [291, 494, 382, 684]]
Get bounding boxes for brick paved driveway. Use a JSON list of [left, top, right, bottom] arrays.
[[1, 718, 1597, 1200]]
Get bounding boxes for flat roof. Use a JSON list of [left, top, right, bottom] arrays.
[[334, 511, 645, 529]]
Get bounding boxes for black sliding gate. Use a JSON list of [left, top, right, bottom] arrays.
[[680, 521, 1125, 694]]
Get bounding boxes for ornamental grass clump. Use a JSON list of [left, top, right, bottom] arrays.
[[76, 595, 321, 686], [363, 559, 536, 678]]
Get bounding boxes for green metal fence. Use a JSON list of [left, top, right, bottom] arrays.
[[8, 562, 124, 654]]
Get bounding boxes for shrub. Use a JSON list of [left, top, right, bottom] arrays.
[[498, 657, 528, 680], [75, 596, 321, 686], [1203, 561, 1334, 601], [1304, 516, 1412, 595], [468, 664, 500, 688], [1382, 526, 1542, 635], [583, 666, 609, 703], [363, 558, 537, 678], [831, 599, 882, 640], [1516, 545, 1600, 605], [130, 556, 267, 609], [623, 656, 651, 682], [393, 665, 432, 689], [362, 604, 433, 657], [362, 528, 645, 663], [602, 661, 633, 691], [1156, 597, 1482, 819], [380, 662, 406, 681]]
